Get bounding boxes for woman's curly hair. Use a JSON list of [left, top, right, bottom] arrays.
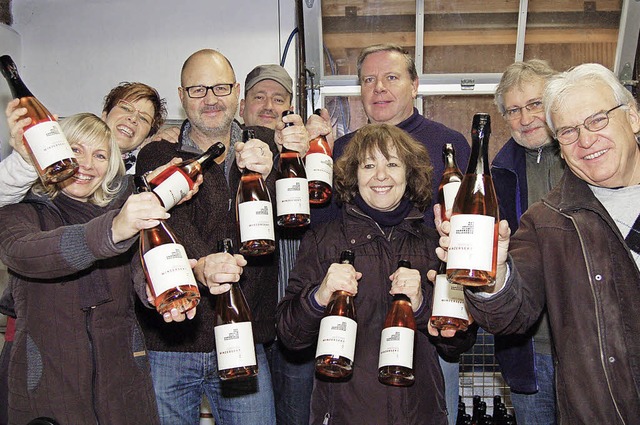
[[334, 123, 434, 212]]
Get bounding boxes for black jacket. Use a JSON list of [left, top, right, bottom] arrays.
[[277, 203, 476, 425]]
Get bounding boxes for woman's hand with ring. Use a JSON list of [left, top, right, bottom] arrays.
[[389, 264, 423, 312]]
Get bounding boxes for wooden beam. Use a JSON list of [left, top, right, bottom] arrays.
[[322, 28, 619, 49], [321, 0, 621, 17]]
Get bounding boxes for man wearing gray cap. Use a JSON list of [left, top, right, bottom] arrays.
[[240, 63, 333, 425], [241, 64, 294, 130]]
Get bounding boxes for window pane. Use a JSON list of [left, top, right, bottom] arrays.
[[523, 0, 621, 70], [324, 96, 367, 138], [423, 1, 518, 73], [322, 1, 417, 76], [423, 95, 510, 162]]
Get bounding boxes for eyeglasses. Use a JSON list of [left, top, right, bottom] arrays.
[[554, 104, 625, 145], [502, 100, 544, 121], [183, 84, 235, 98], [116, 99, 153, 126]]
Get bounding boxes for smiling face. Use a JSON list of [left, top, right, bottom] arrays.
[[179, 51, 239, 141], [359, 50, 418, 126], [101, 97, 155, 153], [357, 143, 407, 211], [503, 78, 553, 149], [240, 79, 291, 129], [552, 82, 640, 188], [58, 139, 110, 202]]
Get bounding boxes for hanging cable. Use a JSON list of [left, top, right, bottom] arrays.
[[280, 27, 299, 67]]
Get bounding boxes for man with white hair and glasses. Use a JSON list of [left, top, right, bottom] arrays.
[[437, 63, 640, 423]]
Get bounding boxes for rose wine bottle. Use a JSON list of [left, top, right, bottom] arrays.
[[430, 262, 469, 331], [147, 142, 225, 210], [236, 129, 275, 256], [447, 113, 499, 287], [305, 109, 333, 206], [276, 110, 310, 227], [135, 176, 200, 315], [315, 250, 357, 379], [438, 143, 464, 221], [0, 55, 78, 184], [213, 238, 258, 380], [378, 259, 416, 386], [431, 143, 470, 330]]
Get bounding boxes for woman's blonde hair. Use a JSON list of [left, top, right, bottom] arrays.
[[334, 123, 434, 211], [33, 113, 125, 206]]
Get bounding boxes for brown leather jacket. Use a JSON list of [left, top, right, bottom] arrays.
[[466, 169, 640, 424]]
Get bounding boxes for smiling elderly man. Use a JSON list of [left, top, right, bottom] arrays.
[[458, 63, 640, 424]]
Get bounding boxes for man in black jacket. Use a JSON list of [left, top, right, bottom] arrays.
[[134, 49, 280, 425]]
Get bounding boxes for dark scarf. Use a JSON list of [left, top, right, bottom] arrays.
[[54, 194, 114, 310], [354, 193, 413, 226]]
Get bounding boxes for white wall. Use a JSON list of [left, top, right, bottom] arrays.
[[10, 0, 298, 120]]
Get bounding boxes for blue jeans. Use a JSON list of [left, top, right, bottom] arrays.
[[510, 352, 557, 425], [439, 356, 459, 425], [148, 344, 276, 425], [265, 340, 315, 425]]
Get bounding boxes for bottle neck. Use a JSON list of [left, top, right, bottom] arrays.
[[1, 62, 33, 99], [444, 152, 458, 171], [467, 133, 491, 175], [392, 293, 411, 303], [195, 142, 225, 168]]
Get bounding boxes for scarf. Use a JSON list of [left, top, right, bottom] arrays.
[[354, 193, 413, 226], [54, 194, 114, 310]]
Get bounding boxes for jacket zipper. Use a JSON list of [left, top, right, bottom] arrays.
[[84, 307, 101, 425], [536, 146, 543, 164], [559, 208, 626, 424]]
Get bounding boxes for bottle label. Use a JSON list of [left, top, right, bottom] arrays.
[[153, 171, 190, 210], [24, 121, 75, 170], [447, 214, 496, 271], [143, 243, 197, 295], [238, 200, 275, 242], [378, 327, 415, 369], [431, 274, 469, 320], [305, 153, 333, 186], [276, 177, 310, 216], [214, 322, 257, 370], [442, 180, 461, 212], [315, 315, 357, 361]]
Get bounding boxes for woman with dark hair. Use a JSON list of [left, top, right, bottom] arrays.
[[102, 81, 167, 162], [277, 123, 476, 425]]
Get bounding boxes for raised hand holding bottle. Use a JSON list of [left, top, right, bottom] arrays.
[[305, 109, 333, 205], [378, 259, 416, 386], [447, 113, 499, 287], [135, 176, 200, 315], [276, 110, 310, 227], [213, 239, 258, 380], [315, 250, 357, 379], [0, 55, 78, 184], [147, 142, 225, 210]]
